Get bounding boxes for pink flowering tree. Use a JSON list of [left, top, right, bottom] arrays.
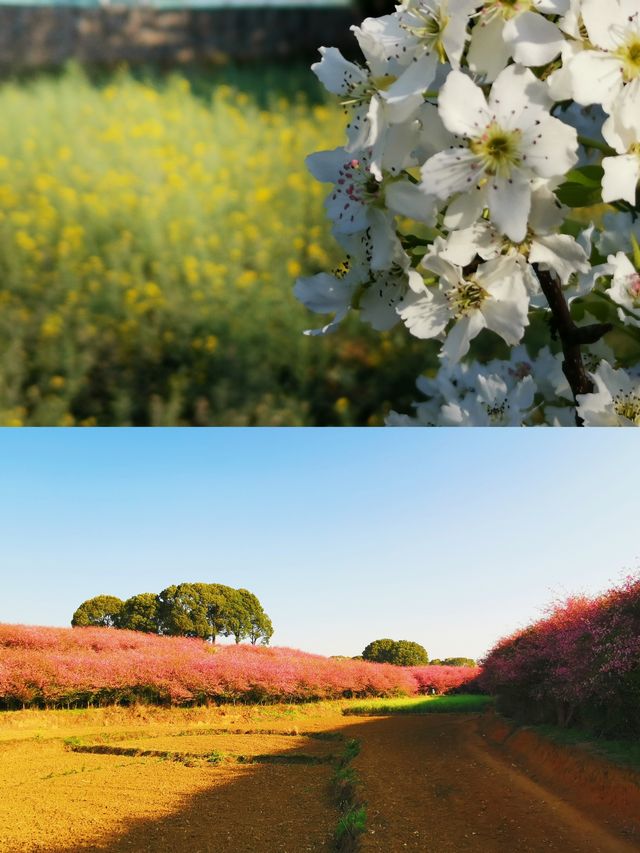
[[481, 575, 640, 736]]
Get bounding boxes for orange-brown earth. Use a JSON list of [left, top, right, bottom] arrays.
[[1, 704, 638, 852]]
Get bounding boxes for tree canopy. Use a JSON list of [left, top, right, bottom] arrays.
[[72, 583, 272, 645], [362, 638, 429, 666], [115, 593, 159, 633], [71, 595, 124, 628], [430, 657, 477, 668]]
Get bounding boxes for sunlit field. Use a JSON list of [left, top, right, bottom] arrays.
[[0, 65, 430, 426], [342, 695, 494, 715]]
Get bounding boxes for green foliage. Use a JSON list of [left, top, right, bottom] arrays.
[[73, 582, 273, 644], [71, 595, 123, 628], [341, 739, 361, 763], [222, 588, 273, 645], [332, 735, 365, 852], [431, 657, 477, 667], [555, 165, 604, 207], [115, 593, 160, 633], [157, 582, 235, 642], [343, 695, 494, 716], [362, 638, 429, 666], [534, 724, 640, 772], [335, 806, 367, 845]]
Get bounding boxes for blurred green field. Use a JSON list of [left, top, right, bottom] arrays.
[[0, 64, 432, 426], [342, 695, 494, 715]]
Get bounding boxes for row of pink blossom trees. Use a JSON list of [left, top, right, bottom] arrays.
[[0, 624, 480, 708], [481, 575, 640, 737]]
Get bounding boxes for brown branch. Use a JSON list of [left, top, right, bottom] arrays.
[[536, 268, 612, 424]]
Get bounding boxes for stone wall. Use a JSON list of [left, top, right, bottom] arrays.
[[0, 6, 359, 68]]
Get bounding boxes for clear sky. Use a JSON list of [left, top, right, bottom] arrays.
[[0, 429, 637, 661]]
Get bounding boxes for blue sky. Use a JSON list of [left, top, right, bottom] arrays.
[[0, 429, 637, 660]]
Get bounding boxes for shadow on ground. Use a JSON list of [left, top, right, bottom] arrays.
[[47, 714, 638, 853]]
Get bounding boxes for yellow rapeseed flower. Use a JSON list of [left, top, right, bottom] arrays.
[[41, 313, 63, 338], [287, 259, 302, 277]]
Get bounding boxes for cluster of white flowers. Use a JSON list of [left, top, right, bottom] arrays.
[[294, 0, 640, 426]]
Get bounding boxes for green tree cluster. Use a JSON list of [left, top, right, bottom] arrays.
[[361, 638, 429, 666], [430, 657, 477, 667], [71, 583, 273, 645]]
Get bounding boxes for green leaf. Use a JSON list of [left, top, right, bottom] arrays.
[[564, 165, 604, 187], [555, 180, 602, 208], [631, 234, 640, 270], [555, 165, 604, 207]]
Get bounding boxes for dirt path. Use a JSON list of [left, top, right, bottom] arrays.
[[2, 706, 638, 851], [347, 714, 638, 852]]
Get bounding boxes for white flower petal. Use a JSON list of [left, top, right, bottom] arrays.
[[351, 14, 409, 78], [602, 155, 640, 205], [362, 95, 384, 153], [581, 0, 621, 51], [488, 64, 552, 131], [398, 288, 450, 340], [481, 293, 529, 347], [442, 312, 487, 362], [382, 52, 438, 105], [528, 187, 565, 234], [615, 78, 640, 136], [442, 5, 472, 68], [568, 51, 624, 108], [305, 148, 346, 183], [521, 115, 578, 179], [311, 47, 367, 96], [360, 275, 404, 330], [385, 180, 438, 225], [294, 273, 353, 335], [440, 223, 494, 266], [421, 148, 484, 200], [487, 174, 532, 243], [437, 70, 490, 137], [533, 0, 569, 13], [601, 114, 633, 154], [467, 15, 512, 82], [325, 193, 370, 233], [503, 12, 565, 67], [529, 234, 590, 284], [369, 208, 401, 270], [422, 252, 464, 290], [513, 375, 536, 411], [443, 187, 486, 230]]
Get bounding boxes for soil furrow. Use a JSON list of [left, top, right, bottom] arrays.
[[348, 714, 638, 853]]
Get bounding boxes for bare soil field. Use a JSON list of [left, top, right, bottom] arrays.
[[1, 703, 638, 852]]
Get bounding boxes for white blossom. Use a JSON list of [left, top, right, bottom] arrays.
[[297, 0, 640, 427], [601, 87, 640, 205], [398, 251, 530, 360], [468, 0, 568, 81], [567, 0, 640, 112], [577, 361, 640, 425], [421, 65, 578, 242], [606, 251, 640, 327]]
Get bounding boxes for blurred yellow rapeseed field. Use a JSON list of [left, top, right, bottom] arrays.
[[0, 66, 428, 425]]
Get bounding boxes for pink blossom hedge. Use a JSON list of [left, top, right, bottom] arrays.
[[0, 624, 481, 707], [480, 575, 640, 737]]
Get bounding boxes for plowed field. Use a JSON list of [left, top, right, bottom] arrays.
[[1, 703, 638, 852]]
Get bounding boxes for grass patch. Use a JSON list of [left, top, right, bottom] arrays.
[[66, 743, 335, 765], [532, 724, 640, 774], [331, 737, 366, 852], [342, 694, 494, 716], [335, 805, 367, 851]]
